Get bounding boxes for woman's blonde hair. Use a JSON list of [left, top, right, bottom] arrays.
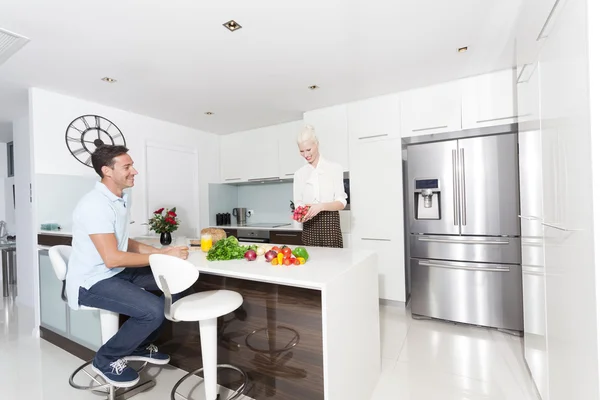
[[297, 125, 319, 145]]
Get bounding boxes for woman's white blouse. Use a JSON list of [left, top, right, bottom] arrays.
[[293, 157, 347, 208]]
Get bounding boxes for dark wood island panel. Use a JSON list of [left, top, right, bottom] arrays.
[[155, 274, 324, 400]]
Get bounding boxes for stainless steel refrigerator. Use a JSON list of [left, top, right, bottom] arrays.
[[407, 130, 523, 332]]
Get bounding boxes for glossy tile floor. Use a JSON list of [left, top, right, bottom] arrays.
[[0, 295, 541, 399]]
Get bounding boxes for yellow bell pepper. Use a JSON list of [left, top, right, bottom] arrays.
[[297, 257, 306, 265], [277, 252, 284, 265]]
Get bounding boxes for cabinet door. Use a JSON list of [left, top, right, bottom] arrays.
[[38, 250, 67, 335], [220, 133, 247, 183], [517, 62, 541, 127], [244, 128, 279, 181], [347, 94, 401, 142], [539, 0, 599, 398], [461, 69, 518, 129], [349, 138, 405, 301], [303, 105, 349, 171], [68, 308, 102, 350], [353, 238, 404, 302], [516, 0, 566, 67], [400, 81, 461, 137], [350, 138, 403, 241], [277, 120, 305, 178]]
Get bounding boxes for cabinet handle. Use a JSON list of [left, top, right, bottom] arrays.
[[475, 116, 518, 123], [224, 178, 241, 181], [518, 215, 542, 221], [361, 238, 391, 242], [412, 125, 448, 133], [537, 0, 563, 41], [540, 222, 582, 232], [274, 233, 299, 237], [358, 134, 388, 140], [284, 173, 294, 176], [248, 177, 279, 182], [130, 221, 135, 224]]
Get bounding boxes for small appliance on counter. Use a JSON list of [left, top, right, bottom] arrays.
[[232, 207, 251, 225], [216, 213, 231, 226]]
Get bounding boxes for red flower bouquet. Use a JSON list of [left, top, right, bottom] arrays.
[[148, 207, 180, 233], [292, 205, 310, 222]]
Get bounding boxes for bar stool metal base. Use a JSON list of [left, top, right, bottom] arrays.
[[69, 359, 155, 400], [171, 364, 248, 400]]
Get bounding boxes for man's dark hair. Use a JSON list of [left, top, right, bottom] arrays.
[[91, 145, 130, 178]]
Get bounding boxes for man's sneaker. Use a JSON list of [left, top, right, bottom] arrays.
[[125, 344, 170, 365], [91, 359, 140, 388]]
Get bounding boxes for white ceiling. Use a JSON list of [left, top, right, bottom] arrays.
[[0, 0, 522, 134]]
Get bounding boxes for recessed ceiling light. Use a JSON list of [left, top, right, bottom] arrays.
[[457, 46, 468, 53], [223, 20, 242, 32], [101, 77, 117, 83], [205, 111, 214, 115], [308, 85, 320, 90]]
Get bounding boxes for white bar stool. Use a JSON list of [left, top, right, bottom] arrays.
[[48, 245, 155, 400], [148, 254, 249, 400]]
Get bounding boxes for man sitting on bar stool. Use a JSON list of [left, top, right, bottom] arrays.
[[65, 145, 189, 388]]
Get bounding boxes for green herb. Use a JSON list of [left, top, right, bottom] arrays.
[[206, 236, 256, 261]]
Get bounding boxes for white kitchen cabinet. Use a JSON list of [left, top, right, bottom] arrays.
[[516, 0, 567, 67], [347, 93, 401, 142], [219, 128, 279, 183], [538, 0, 600, 398], [220, 133, 247, 183], [461, 69, 518, 129], [303, 105, 349, 171], [517, 63, 541, 126], [276, 120, 305, 178], [400, 81, 461, 138], [349, 137, 404, 301], [39, 250, 67, 335]]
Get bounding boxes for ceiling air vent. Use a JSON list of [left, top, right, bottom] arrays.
[[0, 27, 30, 67]]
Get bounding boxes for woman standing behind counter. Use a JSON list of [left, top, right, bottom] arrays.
[[293, 125, 347, 248]]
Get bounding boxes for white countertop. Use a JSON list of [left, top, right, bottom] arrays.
[[38, 230, 73, 236], [187, 246, 373, 290], [135, 236, 374, 290], [209, 223, 302, 232]]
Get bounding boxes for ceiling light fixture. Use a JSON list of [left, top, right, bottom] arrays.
[[308, 85, 319, 90], [205, 111, 214, 115], [101, 77, 117, 83], [223, 20, 242, 32], [457, 46, 468, 53]]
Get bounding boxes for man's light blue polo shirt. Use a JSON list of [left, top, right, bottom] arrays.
[[66, 181, 130, 310]]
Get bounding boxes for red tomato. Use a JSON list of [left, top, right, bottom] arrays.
[[294, 259, 301, 265], [284, 259, 292, 266], [271, 246, 281, 253], [282, 248, 292, 258]]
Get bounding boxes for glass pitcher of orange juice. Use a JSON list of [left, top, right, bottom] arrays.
[[200, 234, 213, 252]]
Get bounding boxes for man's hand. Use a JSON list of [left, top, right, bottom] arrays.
[[162, 246, 190, 260]]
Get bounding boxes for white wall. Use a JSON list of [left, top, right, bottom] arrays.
[[29, 88, 220, 234]]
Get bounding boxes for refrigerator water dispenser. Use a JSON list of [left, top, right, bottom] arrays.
[[415, 179, 441, 220]]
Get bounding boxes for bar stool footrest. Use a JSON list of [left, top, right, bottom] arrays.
[[69, 359, 154, 400], [171, 364, 248, 400]]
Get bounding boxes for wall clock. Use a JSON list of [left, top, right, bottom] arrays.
[[65, 115, 127, 168]]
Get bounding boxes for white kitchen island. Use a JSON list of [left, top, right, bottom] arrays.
[[148, 237, 381, 400]]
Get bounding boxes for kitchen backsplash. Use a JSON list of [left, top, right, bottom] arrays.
[[208, 182, 294, 225]]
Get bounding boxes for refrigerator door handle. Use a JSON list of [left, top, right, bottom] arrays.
[[452, 149, 458, 226], [417, 260, 510, 272], [416, 236, 510, 245], [459, 147, 467, 226]]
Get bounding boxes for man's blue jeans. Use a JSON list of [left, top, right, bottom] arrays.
[[78, 267, 176, 369]]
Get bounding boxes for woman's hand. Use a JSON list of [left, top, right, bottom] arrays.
[[303, 203, 324, 221]]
